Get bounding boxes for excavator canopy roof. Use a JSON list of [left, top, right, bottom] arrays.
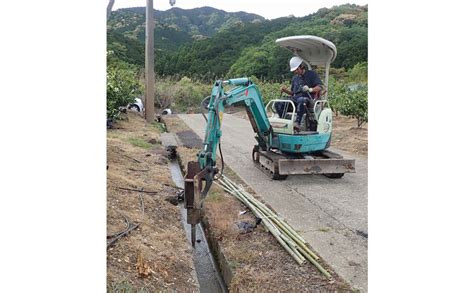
[[276, 35, 337, 66]]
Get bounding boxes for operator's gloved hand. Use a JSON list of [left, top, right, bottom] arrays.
[[302, 85, 313, 93]]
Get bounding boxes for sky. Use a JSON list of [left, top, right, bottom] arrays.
[[110, 0, 368, 20]]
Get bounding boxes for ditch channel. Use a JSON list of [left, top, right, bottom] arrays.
[[168, 159, 227, 293]]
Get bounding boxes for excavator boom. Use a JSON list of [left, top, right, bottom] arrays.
[[184, 77, 274, 246]]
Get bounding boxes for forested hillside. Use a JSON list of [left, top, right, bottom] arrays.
[[107, 4, 368, 125], [227, 5, 368, 80], [107, 6, 264, 53], [107, 4, 367, 82]]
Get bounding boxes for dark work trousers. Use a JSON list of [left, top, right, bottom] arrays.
[[275, 96, 310, 125]]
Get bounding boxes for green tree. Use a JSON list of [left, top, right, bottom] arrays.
[[107, 55, 142, 119], [347, 61, 368, 83], [327, 78, 344, 115], [340, 85, 368, 127]]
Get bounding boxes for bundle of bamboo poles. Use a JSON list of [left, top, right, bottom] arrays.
[[216, 175, 331, 279]]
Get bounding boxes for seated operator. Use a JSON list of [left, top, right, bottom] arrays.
[[277, 56, 323, 132]]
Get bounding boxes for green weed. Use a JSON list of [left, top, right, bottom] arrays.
[[128, 137, 152, 149], [151, 122, 167, 133], [205, 189, 223, 202]]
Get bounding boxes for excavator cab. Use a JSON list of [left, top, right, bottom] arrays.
[[266, 98, 332, 135], [268, 35, 337, 135]]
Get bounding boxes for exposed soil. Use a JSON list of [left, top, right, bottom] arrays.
[[330, 115, 368, 156], [106, 111, 198, 292], [164, 114, 357, 292]]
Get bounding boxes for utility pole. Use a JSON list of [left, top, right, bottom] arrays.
[[106, 0, 115, 20], [145, 0, 155, 123]]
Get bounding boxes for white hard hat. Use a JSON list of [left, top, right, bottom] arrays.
[[289, 56, 304, 72]]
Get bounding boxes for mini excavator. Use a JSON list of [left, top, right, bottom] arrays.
[[184, 36, 355, 246]]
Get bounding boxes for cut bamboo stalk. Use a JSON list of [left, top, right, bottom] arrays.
[[269, 218, 320, 261], [248, 202, 307, 245], [273, 216, 307, 243], [295, 245, 332, 279], [217, 179, 305, 265], [234, 189, 311, 253], [217, 177, 321, 266], [220, 179, 312, 250], [279, 233, 307, 264], [224, 178, 309, 246], [225, 188, 305, 265], [261, 217, 305, 265]]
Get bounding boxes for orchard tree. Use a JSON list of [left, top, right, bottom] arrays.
[[340, 85, 368, 127], [107, 55, 142, 119]]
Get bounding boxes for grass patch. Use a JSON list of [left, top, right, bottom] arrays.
[[228, 260, 239, 270], [107, 133, 119, 139], [205, 188, 224, 202], [127, 137, 153, 149], [151, 122, 167, 133]]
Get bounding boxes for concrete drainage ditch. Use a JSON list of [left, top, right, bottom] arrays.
[[168, 159, 227, 293]]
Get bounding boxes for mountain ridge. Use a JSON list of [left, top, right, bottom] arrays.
[[107, 4, 368, 81]]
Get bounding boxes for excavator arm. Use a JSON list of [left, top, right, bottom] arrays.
[[184, 77, 273, 246]]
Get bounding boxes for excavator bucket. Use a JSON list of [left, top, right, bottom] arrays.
[[184, 161, 213, 247]]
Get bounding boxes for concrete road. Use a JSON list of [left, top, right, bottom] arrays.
[[178, 113, 368, 292]]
